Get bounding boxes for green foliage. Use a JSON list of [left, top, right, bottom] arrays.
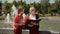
[[40, 0, 50, 16], [1, 0, 60, 16], [4, 1, 12, 15], [0, 1, 2, 16]]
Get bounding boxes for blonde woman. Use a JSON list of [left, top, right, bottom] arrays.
[[24, 6, 39, 34]]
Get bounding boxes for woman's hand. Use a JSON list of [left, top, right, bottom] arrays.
[[28, 24, 34, 27], [22, 23, 25, 26], [30, 22, 38, 26], [14, 23, 20, 26]]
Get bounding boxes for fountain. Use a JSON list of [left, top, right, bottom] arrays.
[[11, 5, 17, 18], [4, 13, 11, 23], [4, 5, 27, 23], [4, 5, 26, 23], [0, 5, 18, 29]]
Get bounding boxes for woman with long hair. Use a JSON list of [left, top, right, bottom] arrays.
[[11, 6, 24, 34]]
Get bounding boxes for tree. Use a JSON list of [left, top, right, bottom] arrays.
[[0, 1, 2, 16], [34, 2, 41, 14], [55, 0, 60, 16], [40, 0, 50, 16], [17, 0, 29, 14], [4, 1, 12, 15], [13, 0, 18, 8], [50, 3, 58, 16]]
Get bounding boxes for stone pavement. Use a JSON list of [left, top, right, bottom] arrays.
[[0, 28, 60, 34]]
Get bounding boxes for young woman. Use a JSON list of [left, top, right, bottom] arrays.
[[11, 6, 24, 34], [24, 6, 39, 34]]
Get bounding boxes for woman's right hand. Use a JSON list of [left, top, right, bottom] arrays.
[[11, 23, 19, 29], [14, 23, 19, 26]]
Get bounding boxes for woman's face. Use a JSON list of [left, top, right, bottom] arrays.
[[18, 8, 24, 16], [30, 9, 36, 15], [19, 11, 23, 16]]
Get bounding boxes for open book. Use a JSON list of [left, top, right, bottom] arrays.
[[28, 18, 41, 23], [23, 18, 41, 29]]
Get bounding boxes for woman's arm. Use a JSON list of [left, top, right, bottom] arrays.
[[23, 15, 29, 25]]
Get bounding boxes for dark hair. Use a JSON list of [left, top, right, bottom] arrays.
[[18, 7, 24, 14]]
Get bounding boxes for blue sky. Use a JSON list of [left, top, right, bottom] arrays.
[[1, 0, 55, 3], [49, 0, 55, 3]]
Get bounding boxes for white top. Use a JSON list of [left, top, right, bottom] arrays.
[[29, 14, 36, 20]]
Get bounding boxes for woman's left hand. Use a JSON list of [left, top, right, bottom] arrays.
[[30, 22, 38, 26]]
